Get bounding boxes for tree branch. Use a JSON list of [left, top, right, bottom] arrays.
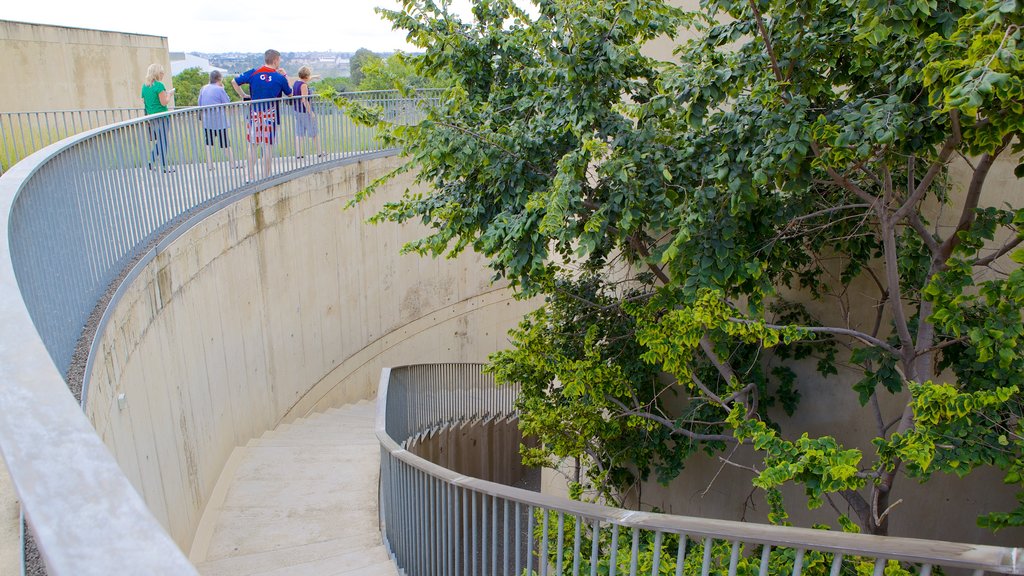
[[702, 444, 744, 497], [606, 397, 737, 444], [700, 335, 742, 387], [840, 489, 873, 531], [891, 111, 961, 223], [788, 203, 872, 225], [690, 372, 729, 410], [809, 142, 878, 204], [917, 335, 969, 355], [907, 211, 941, 256], [880, 167, 916, 363], [716, 455, 761, 475], [730, 319, 900, 357], [972, 234, 1023, 267], [871, 392, 886, 438], [435, 119, 553, 178], [747, 0, 784, 89], [913, 136, 1015, 382], [937, 134, 1012, 261]]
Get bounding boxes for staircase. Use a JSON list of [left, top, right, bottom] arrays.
[[193, 400, 398, 576]]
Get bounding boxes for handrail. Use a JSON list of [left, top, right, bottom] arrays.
[[0, 127, 198, 575], [0, 108, 145, 173], [0, 91, 444, 173], [376, 364, 1024, 575], [0, 90, 435, 574], [6, 91, 436, 378]]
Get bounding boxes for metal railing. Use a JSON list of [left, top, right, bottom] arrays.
[[6, 91, 437, 378], [0, 108, 145, 173], [0, 91, 441, 174], [0, 90, 436, 575], [376, 364, 1024, 576]]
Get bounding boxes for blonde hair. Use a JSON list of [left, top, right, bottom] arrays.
[[298, 66, 312, 80], [145, 63, 165, 86]]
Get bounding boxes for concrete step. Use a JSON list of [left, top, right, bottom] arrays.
[[283, 412, 375, 427], [251, 435, 379, 448], [196, 535, 385, 576], [270, 414, 374, 432], [251, 547, 394, 576], [324, 401, 375, 417], [201, 547, 395, 576], [194, 398, 395, 575]]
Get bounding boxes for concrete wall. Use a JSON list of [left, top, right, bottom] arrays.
[[83, 155, 536, 552], [408, 418, 535, 486], [0, 20, 170, 112]]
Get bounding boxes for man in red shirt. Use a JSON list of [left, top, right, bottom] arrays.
[[233, 49, 292, 179]]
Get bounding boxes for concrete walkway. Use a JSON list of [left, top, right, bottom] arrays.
[[0, 462, 19, 576], [192, 400, 397, 576]]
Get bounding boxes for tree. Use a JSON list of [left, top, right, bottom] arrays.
[[312, 76, 355, 96], [171, 67, 208, 107], [349, 47, 383, 86], [171, 67, 241, 107], [362, 0, 1024, 537], [356, 52, 450, 92]]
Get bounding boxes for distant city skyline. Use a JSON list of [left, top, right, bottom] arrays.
[[3, 0, 477, 53]]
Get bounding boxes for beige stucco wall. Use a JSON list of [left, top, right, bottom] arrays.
[[0, 20, 170, 112], [83, 156, 536, 552]]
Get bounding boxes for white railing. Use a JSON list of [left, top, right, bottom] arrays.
[[376, 364, 1024, 576], [0, 91, 436, 575]]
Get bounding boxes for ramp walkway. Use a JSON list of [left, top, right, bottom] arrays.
[[192, 400, 397, 576]]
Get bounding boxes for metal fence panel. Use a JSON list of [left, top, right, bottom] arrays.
[[376, 364, 1024, 576], [6, 92, 439, 376]]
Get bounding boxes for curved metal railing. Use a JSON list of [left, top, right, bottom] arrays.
[[0, 90, 434, 575], [1, 108, 145, 173], [376, 364, 1024, 576], [7, 91, 437, 378]]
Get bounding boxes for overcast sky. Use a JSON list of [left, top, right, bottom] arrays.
[[3, 0, 478, 53]]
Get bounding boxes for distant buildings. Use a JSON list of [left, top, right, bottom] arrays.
[[170, 52, 227, 76]]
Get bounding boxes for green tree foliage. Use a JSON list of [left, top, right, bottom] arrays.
[[171, 67, 241, 107], [170, 67, 208, 107], [361, 0, 1024, 536], [312, 76, 355, 96], [350, 47, 383, 85], [356, 52, 450, 92]]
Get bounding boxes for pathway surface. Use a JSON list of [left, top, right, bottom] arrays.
[[0, 462, 19, 576], [193, 400, 397, 576]]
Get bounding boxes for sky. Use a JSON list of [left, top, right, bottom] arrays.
[[3, 0, 477, 53]]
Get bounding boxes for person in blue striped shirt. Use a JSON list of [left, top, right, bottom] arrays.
[[232, 49, 292, 179]]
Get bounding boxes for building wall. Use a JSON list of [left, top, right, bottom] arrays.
[[83, 156, 536, 552], [0, 20, 171, 112]]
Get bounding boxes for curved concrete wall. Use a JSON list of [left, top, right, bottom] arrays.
[[83, 155, 535, 551]]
